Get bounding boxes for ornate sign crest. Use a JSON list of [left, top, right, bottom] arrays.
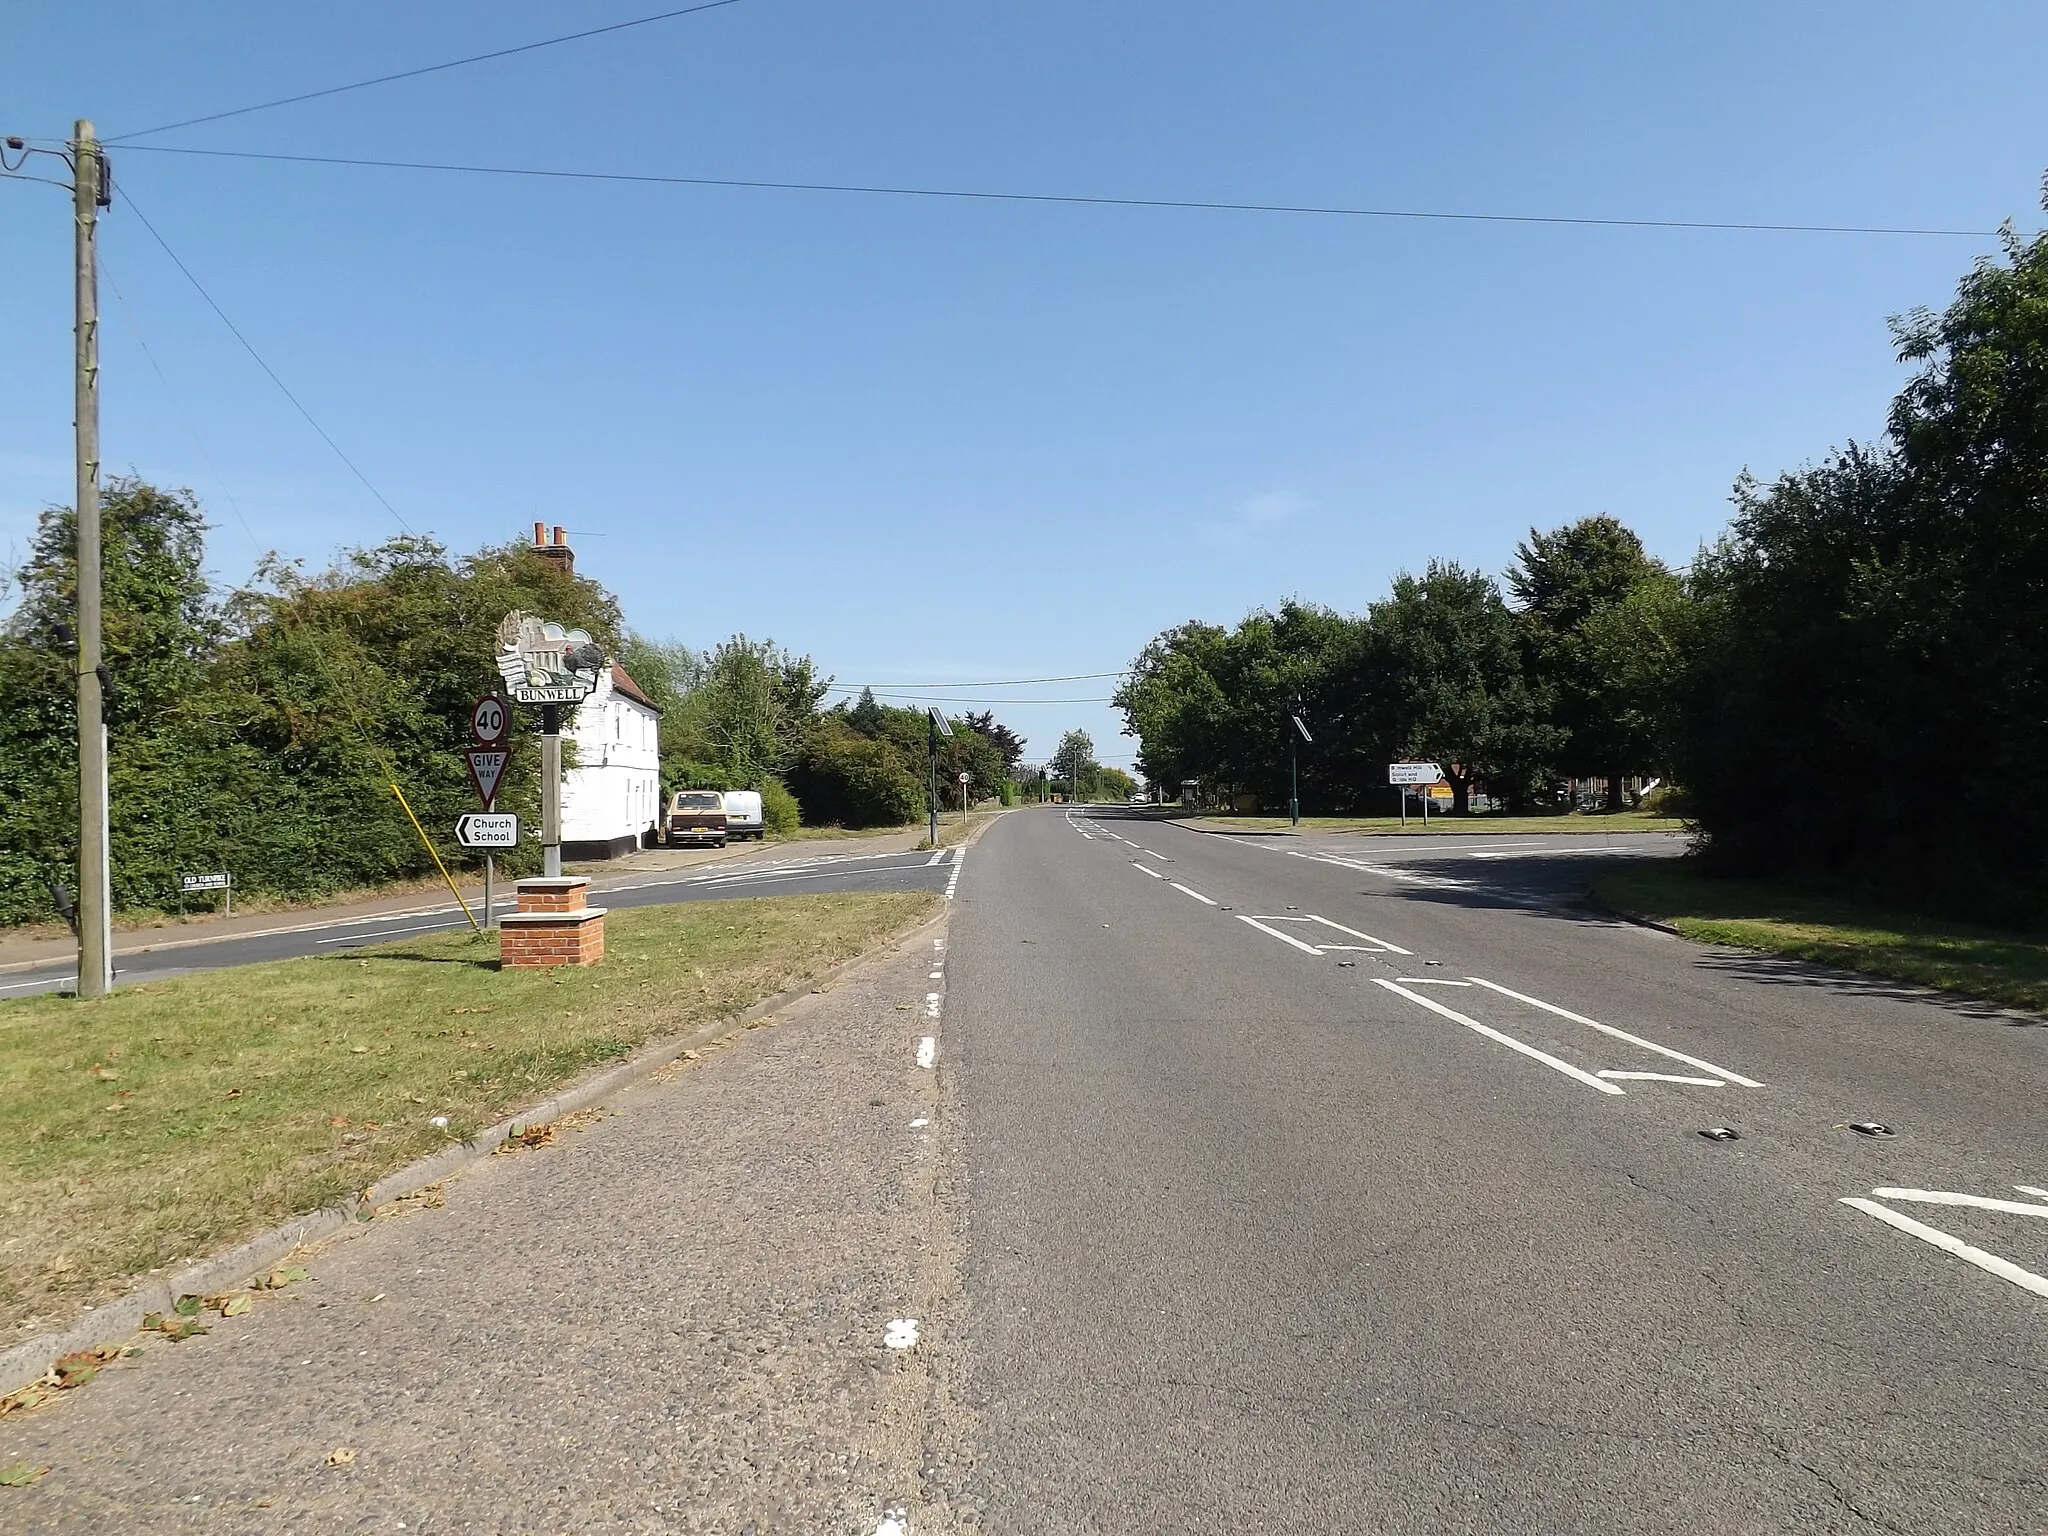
[[495, 612, 607, 705]]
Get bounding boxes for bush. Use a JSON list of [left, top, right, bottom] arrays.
[[787, 725, 923, 829], [761, 779, 801, 836], [998, 780, 1018, 807], [1641, 784, 1689, 817]]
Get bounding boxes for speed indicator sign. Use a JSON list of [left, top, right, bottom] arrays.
[[470, 695, 509, 746]]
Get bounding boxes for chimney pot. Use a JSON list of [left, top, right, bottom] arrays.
[[552, 525, 567, 547], [532, 521, 545, 546]]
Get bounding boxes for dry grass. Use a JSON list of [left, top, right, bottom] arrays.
[[1594, 864, 2048, 1014], [0, 890, 938, 1334]]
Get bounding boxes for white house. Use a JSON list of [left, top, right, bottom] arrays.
[[559, 661, 663, 860]]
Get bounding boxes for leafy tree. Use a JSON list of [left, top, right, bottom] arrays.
[[961, 710, 1027, 775], [1509, 515, 1677, 806], [1354, 561, 1561, 814]]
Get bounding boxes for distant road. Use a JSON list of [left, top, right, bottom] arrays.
[[935, 805, 2046, 1532], [0, 844, 964, 1000]]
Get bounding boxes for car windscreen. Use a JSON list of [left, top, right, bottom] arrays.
[[675, 793, 721, 811]]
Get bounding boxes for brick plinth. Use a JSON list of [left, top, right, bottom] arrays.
[[500, 878, 605, 967]]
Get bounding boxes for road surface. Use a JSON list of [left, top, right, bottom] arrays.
[[928, 806, 2046, 1533]]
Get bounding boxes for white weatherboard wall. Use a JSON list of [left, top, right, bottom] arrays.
[[560, 664, 662, 859]]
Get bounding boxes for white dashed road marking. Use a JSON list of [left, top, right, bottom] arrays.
[[916, 1036, 936, 1069], [883, 1319, 921, 1349], [1132, 862, 1163, 879], [1169, 883, 1215, 905]]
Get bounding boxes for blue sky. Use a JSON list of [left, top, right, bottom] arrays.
[[3, 2, 2044, 771]]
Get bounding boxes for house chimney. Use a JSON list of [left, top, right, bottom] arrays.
[[532, 523, 575, 576]]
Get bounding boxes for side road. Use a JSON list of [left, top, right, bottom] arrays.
[[0, 827, 936, 976], [0, 919, 964, 1533]]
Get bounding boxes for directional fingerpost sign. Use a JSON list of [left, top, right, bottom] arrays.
[[1388, 761, 1444, 785], [466, 748, 509, 809], [470, 695, 509, 746], [455, 812, 519, 849]]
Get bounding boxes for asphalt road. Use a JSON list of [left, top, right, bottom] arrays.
[[0, 844, 963, 999], [932, 807, 2048, 1534]]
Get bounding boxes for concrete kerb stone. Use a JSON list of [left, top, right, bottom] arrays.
[[0, 902, 953, 1398]]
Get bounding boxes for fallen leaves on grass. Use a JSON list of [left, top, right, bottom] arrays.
[[495, 1121, 556, 1153], [0, 1461, 51, 1487], [86, 1064, 117, 1081]]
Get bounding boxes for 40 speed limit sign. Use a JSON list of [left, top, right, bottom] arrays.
[[470, 695, 509, 746]]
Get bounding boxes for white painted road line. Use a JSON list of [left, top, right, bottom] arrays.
[[944, 849, 965, 901], [1170, 883, 1216, 905], [1132, 847, 1170, 861], [1464, 976, 1763, 1087], [925, 993, 941, 1018], [1132, 862, 1164, 879], [926, 848, 945, 866], [316, 919, 460, 945], [1598, 1070, 1726, 1086], [1396, 977, 1472, 986], [0, 974, 74, 993], [1374, 979, 1625, 1096], [2019, 1185, 2048, 1202], [1840, 1197, 2048, 1301], [883, 1318, 921, 1348], [1868, 1188, 2048, 1221], [916, 1037, 936, 1069], [1237, 915, 1323, 954]]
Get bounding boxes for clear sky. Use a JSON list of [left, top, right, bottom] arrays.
[[3, 2, 2044, 772]]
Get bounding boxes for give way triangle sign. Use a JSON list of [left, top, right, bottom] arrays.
[[466, 748, 510, 809]]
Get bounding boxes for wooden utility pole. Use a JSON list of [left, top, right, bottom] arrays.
[[74, 119, 111, 998]]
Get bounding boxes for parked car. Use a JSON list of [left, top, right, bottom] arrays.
[[722, 789, 765, 841], [666, 789, 728, 848]]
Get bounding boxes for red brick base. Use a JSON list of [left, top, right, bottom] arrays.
[[500, 877, 606, 967]]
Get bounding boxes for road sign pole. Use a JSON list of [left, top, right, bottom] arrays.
[[73, 121, 111, 999], [541, 703, 562, 878], [483, 855, 494, 930]]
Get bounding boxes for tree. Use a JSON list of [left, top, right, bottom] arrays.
[[1671, 203, 2048, 917], [1509, 515, 1676, 806], [1355, 561, 1560, 814], [961, 710, 1027, 776], [1053, 729, 1096, 796]]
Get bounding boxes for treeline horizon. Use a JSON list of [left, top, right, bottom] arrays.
[[1120, 204, 2048, 926], [0, 500, 1031, 927]]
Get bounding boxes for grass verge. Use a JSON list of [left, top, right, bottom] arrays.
[[1593, 863, 2048, 1014], [1174, 810, 1681, 836], [0, 890, 939, 1334]]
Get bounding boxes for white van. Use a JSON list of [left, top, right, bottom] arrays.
[[722, 789, 765, 840]]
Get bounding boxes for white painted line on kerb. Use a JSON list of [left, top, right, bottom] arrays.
[[1840, 1198, 2048, 1300], [875, 1507, 911, 1536], [915, 1036, 936, 1069], [924, 993, 941, 1018], [928, 969, 943, 979], [1869, 1188, 2048, 1221], [944, 849, 965, 901], [883, 1318, 921, 1348], [1463, 976, 1763, 1087], [1375, 979, 1624, 1095], [1237, 915, 1323, 954], [1598, 1070, 1726, 1087], [1132, 862, 1164, 879], [1170, 883, 1216, 905]]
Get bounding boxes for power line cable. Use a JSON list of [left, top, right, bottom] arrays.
[[111, 144, 2005, 238], [830, 691, 1117, 704], [105, 0, 754, 144], [120, 185, 416, 532], [837, 672, 1125, 688]]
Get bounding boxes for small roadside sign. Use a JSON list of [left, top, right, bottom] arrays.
[[179, 872, 230, 893], [1293, 714, 1313, 743], [455, 812, 519, 849], [958, 771, 970, 783], [466, 748, 510, 808], [470, 695, 509, 746], [1388, 761, 1443, 785]]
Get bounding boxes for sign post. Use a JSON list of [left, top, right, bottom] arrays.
[[1290, 711, 1313, 828], [927, 708, 952, 847], [958, 769, 971, 835], [179, 872, 231, 916], [467, 694, 510, 926], [1388, 762, 1443, 829], [496, 614, 604, 879]]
